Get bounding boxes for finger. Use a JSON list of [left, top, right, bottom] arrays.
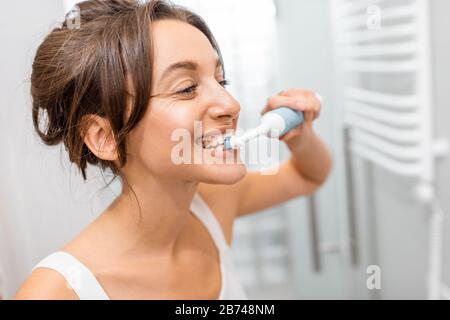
[[282, 89, 321, 109], [313, 100, 321, 119], [314, 108, 321, 120], [279, 129, 298, 142], [262, 95, 305, 115], [315, 93, 323, 106]]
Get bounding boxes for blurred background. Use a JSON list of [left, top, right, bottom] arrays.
[[1, 0, 450, 299]]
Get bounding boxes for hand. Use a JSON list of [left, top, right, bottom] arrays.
[[260, 88, 322, 144]]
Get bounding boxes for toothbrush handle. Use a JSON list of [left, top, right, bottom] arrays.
[[264, 106, 305, 137], [223, 107, 305, 150]]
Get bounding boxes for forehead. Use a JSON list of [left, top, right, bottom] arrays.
[[151, 19, 219, 72]]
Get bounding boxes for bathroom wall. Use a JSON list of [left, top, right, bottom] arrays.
[[275, 0, 450, 299], [354, 0, 450, 299]]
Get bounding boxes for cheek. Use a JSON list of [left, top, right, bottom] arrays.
[[127, 109, 196, 167]]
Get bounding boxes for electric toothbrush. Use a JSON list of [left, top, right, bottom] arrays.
[[223, 107, 305, 150]]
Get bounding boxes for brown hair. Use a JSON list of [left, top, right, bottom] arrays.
[[31, 0, 224, 179]]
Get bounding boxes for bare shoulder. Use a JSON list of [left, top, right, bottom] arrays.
[[15, 268, 78, 300], [196, 182, 243, 245]]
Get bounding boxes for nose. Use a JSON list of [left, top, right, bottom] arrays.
[[207, 91, 241, 124]]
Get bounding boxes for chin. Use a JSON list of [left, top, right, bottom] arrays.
[[196, 147, 247, 184], [200, 162, 247, 185]]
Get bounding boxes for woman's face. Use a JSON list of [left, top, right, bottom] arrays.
[[124, 19, 246, 185]]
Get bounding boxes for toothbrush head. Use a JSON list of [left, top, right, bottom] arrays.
[[200, 135, 225, 149], [223, 136, 234, 150], [201, 135, 236, 150]]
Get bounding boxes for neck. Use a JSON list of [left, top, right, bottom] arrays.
[[104, 171, 199, 255]]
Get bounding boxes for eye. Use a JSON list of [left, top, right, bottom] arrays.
[[176, 84, 198, 96], [219, 79, 230, 87]]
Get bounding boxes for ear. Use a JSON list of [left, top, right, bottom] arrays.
[[81, 114, 118, 162]]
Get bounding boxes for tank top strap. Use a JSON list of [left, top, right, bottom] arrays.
[[32, 251, 109, 300], [190, 192, 230, 253]]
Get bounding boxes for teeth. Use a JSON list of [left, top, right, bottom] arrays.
[[202, 134, 224, 150]]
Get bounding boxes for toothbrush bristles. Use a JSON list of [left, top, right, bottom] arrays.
[[202, 135, 225, 149]]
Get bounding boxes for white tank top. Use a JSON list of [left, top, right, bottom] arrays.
[[32, 192, 248, 300]]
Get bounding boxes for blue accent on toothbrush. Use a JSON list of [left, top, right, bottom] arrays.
[[271, 107, 305, 136], [223, 136, 233, 150], [223, 107, 304, 150]]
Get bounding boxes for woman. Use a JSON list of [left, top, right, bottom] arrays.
[[16, 0, 331, 299]]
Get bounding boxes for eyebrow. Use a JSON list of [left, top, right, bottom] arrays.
[[159, 58, 223, 82]]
